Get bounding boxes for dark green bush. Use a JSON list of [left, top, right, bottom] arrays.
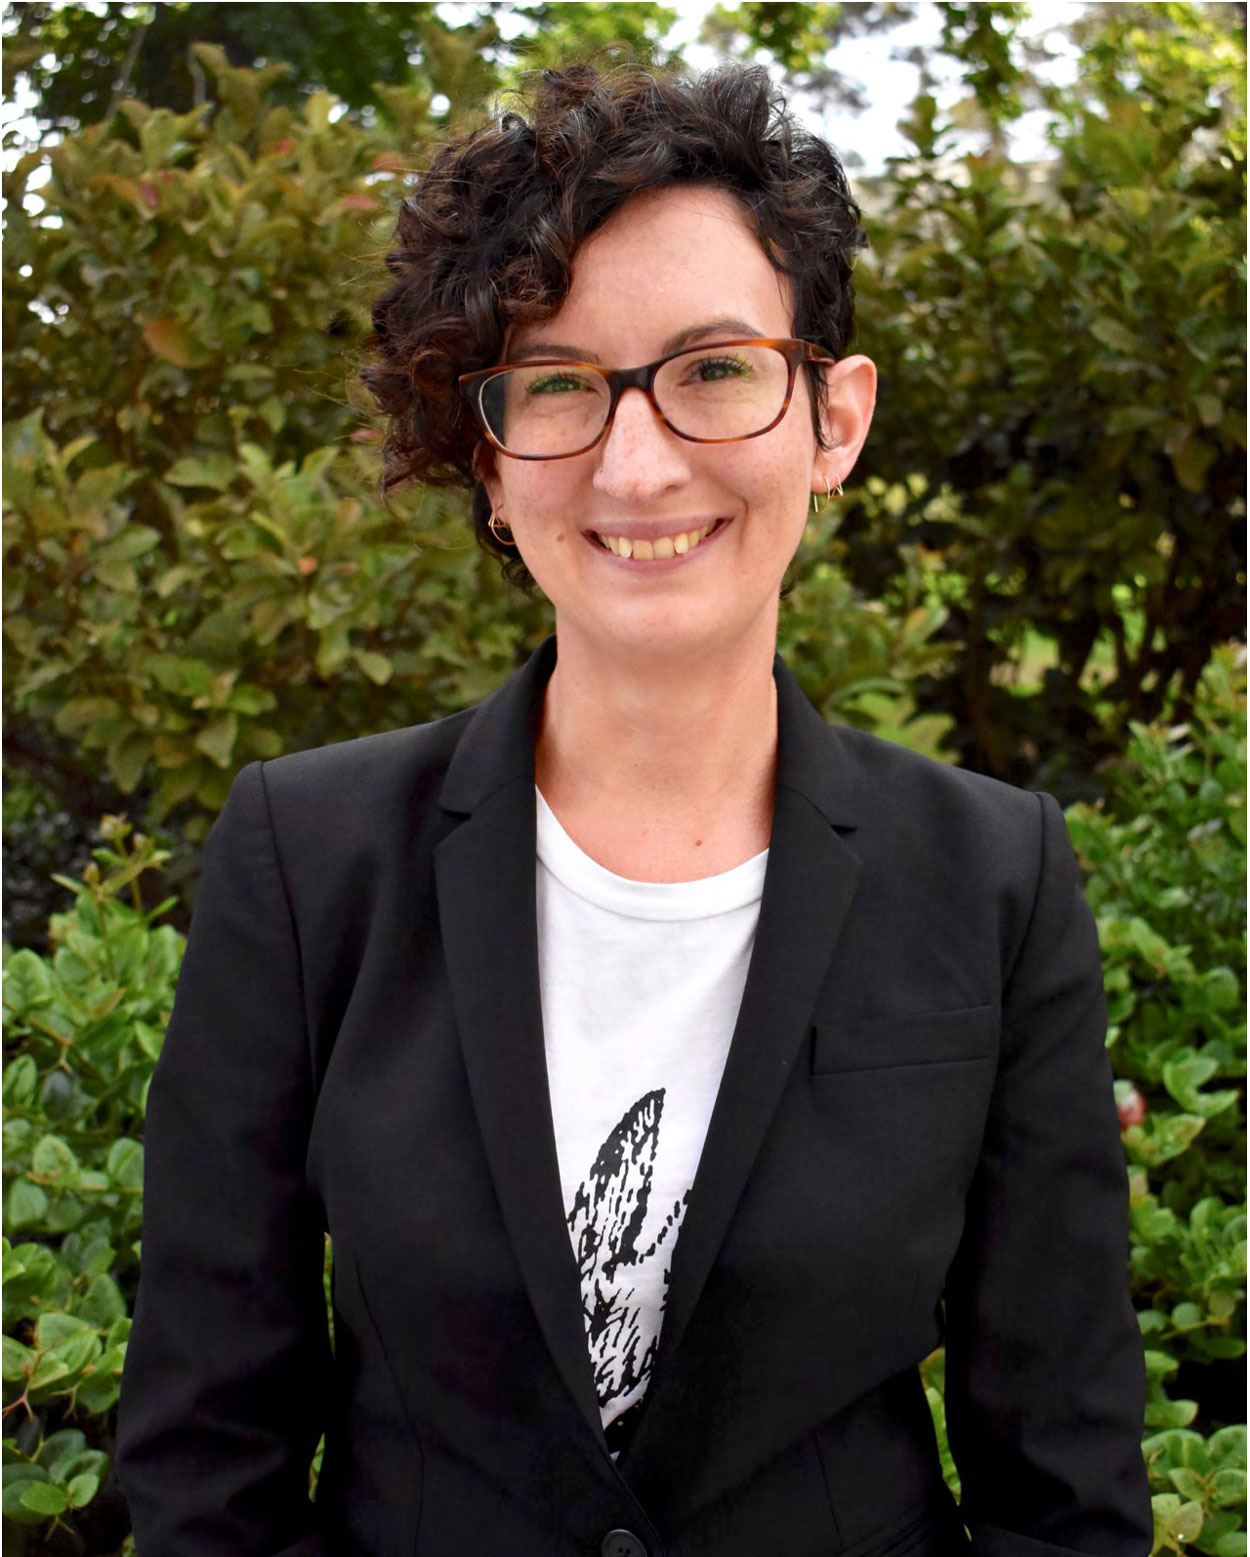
[[844, 3, 1246, 794], [3, 821, 177, 1547]]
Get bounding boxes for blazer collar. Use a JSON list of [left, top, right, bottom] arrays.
[[440, 633, 862, 830]]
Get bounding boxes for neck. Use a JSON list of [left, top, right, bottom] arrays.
[[535, 617, 780, 836]]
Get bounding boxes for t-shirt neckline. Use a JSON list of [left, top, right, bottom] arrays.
[[535, 787, 769, 923]]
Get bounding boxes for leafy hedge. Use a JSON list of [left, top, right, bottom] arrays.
[[839, 1, 1246, 792], [4, 657, 1245, 1551]]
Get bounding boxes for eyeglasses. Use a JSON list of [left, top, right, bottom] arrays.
[[458, 338, 835, 461]]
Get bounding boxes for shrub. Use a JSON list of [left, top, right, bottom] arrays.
[[846, 3, 1246, 795], [3, 821, 177, 1547]]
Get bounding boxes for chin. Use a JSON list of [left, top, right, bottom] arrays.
[[572, 602, 768, 666]]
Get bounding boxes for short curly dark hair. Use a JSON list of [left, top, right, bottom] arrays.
[[362, 60, 867, 586]]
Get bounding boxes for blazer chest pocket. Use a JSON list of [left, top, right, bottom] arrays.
[[811, 1003, 998, 1075]]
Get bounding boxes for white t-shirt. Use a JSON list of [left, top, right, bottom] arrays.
[[535, 788, 768, 1442]]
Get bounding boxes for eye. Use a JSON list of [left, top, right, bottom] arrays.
[[686, 352, 754, 383], [525, 369, 598, 395]]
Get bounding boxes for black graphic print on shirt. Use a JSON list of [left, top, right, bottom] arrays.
[[566, 1088, 689, 1412]]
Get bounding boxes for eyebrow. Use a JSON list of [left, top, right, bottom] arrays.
[[506, 316, 767, 365]]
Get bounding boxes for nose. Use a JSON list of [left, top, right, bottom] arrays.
[[591, 385, 692, 504]]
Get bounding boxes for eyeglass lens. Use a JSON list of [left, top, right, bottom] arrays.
[[477, 343, 793, 456]]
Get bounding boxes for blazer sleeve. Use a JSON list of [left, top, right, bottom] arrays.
[[943, 792, 1153, 1557], [116, 762, 331, 1557]]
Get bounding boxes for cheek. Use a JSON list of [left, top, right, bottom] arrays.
[[500, 468, 582, 533]]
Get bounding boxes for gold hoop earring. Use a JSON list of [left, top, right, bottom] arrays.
[[488, 510, 514, 547], [811, 476, 843, 514]]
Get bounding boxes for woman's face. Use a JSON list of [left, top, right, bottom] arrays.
[[481, 184, 875, 668]]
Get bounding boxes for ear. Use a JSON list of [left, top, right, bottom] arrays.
[[811, 354, 877, 495], [473, 440, 505, 515]]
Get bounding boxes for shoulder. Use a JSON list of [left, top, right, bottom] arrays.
[[253, 706, 476, 816], [204, 708, 480, 888], [829, 721, 1039, 821], [815, 720, 1055, 898]]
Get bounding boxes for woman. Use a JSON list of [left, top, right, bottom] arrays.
[[117, 62, 1152, 1557]]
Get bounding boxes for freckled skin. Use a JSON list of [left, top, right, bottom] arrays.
[[481, 186, 875, 674]]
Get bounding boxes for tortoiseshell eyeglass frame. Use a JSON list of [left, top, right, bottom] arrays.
[[457, 337, 837, 461]]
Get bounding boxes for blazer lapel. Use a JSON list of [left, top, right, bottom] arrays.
[[434, 638, 607, 1445], [433, 638, 865, 1471], [623, 657, 863, 1473]]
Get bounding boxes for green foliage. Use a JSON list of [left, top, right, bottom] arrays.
[[2, 48, 552, 848], [3, 820, 180, 1540], [1067, 652, 1246, 1404], [1145, 1426, 1247, 1557], [1068, 651, 1246, 1556], [2, 1, 681, 135], [843, 2, 1246, 792], [780, 492, 957, 762]]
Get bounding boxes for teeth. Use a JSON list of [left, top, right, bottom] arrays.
[[595, 523, 717, 558]]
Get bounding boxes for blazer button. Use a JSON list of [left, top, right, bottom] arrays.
[[601, 1531, 648, 1557]]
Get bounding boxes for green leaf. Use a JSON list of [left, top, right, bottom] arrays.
[[7, 1180, 50, 1230], [164, 453, 239, 490], [19, 1479, 69, 1515], [36, 1428, 86, 1472], [93, 526, 161, 565], [36, 1312, 93, 1349], [32, 1329, 100, 1391], [1171, 434, 1217, 494], [353, 648, 393, 685], [93, 557, 138, 592], [109, 730, 152, 794], [2, 1335, 36, 1382], [77, 1274, 127, 1329], [31, 1134, 79, 1181], [2, 1055, 38, 1108], [1168, 1466, 1209, 1501], [195, 711, 238, 767], [66, 1471, 102, 1508], [2, 1464, 51, 1523], [1211, 1469, 1247, 1508], [3, 949, 54, 1014], [1090, 316, 1141, 356], [1105, 405, 1167, 435], [1165, 1501, 1205, 1543]]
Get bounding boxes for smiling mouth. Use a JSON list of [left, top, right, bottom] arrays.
[[590, 519, 727, 559]]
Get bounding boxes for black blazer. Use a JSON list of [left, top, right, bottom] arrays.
[[117, 636, 1152, 1557]]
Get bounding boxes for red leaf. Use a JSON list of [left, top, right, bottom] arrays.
[[142, 319, 211, 369]]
